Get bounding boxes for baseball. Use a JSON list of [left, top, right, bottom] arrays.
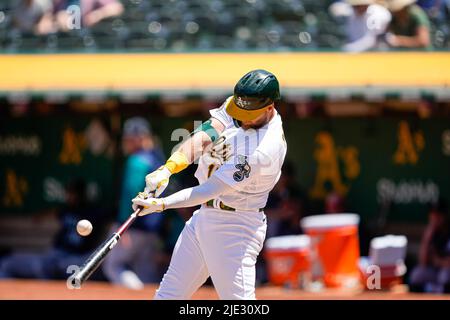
[[76, 219, 93, 236]]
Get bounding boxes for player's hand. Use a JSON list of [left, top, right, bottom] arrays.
[[132, 193, 165, 216], [211, 136, 232, 162], [144, 165, 172, 197], [204, 135, 232, 166]]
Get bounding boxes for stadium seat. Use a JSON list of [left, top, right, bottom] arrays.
[[0, 0, 448, 51]]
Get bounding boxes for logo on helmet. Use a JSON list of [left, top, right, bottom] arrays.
[[235, 97, 252, 110]]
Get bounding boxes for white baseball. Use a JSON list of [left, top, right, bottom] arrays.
[[76, 219, 93, 236]]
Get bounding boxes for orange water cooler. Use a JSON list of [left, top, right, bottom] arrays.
[[301, 214, 361, 289], [264, 235, 311, 288]]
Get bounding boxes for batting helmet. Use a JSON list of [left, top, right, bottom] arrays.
[[226, 69, 280, 122]]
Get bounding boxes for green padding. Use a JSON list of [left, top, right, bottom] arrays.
[[194, 119, 219, 142]]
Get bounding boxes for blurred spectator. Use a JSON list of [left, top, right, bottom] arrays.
[[0, 179, 108, 280], [385, 0, 432, 49], [53, 0, 124, 32], [329, 0, 391, 52], [265, 162, 307, 239], [102, 117, 165, 290], [324, 191, 346, 213], [81, 0, 124, 27], [258, 162, 308, 284], [53, 0, 81, 32], [158, 165, 199, 267], [13, 0, 56, 35], [409, 199, 450, 293], [416, 0, 441, 17], [417, 0, 450, 26]]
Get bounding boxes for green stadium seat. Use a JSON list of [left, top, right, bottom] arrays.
[[0, 0, 448, 51]]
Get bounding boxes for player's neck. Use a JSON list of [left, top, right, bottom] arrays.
[[267, 108, 276, 123]]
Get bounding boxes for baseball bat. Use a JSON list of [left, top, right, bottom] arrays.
[[69, 203, 146, 288]]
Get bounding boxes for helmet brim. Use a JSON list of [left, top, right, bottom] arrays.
[[225, 97, 272, 122]]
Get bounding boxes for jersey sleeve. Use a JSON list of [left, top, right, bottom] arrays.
[[212, 150, 280, 193], [209, 96, 234, 127], [410, 6, 430, 29]]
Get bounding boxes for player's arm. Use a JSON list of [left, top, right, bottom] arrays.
[[132, 176, 233, 214], [175, 117, 225, 166], [388, 26, 430, 48], [144, 117, 225, 196], [133, 150, 273, 214]]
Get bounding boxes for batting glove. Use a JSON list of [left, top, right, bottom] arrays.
[[132, 193, 165, 216], [144, 165, 172, 197], [203, 135, 233, 166]]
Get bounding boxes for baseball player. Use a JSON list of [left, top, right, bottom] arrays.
[[132, 69, 287, 300]]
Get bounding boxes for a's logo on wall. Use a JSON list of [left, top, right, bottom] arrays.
[[233, 155, 251, 182], [2, 169, 28, 207], [59, 126, 86, 165], [309, 131, 360, 199], [393, 121, 425, 165]]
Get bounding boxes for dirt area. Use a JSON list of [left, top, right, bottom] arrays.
[[0, 280, 449, 300]]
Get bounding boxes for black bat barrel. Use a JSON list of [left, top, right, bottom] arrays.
[[69, 233, 120, 289]]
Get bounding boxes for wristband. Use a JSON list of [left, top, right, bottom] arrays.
[[165, 151, 190, 174], [194, 119, 219, 143]]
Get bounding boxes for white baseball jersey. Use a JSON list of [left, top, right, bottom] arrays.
[[195, 97, 287, 211]]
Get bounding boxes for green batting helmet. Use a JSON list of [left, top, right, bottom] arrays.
[[226, 69, 280, 122]]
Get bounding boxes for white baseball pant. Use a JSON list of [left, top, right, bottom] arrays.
[[154, 206, 267, 300]]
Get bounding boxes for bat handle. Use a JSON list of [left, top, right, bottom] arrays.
[[117, 207, 141, 236], [117, 189, 155, 236]]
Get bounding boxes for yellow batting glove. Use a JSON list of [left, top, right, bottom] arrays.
[[144, 166, 171, 197], [144, 151, 190, 197]]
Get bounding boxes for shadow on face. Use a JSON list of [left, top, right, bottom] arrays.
[[241, 105, 275, 130]]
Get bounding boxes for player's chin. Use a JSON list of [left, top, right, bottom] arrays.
[[242, 121, 266, 130]]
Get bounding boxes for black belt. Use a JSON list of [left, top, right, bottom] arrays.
[[205, 199, 264, 212]]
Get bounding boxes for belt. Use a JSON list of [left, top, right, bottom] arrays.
[[205, 199, 264, 212]]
